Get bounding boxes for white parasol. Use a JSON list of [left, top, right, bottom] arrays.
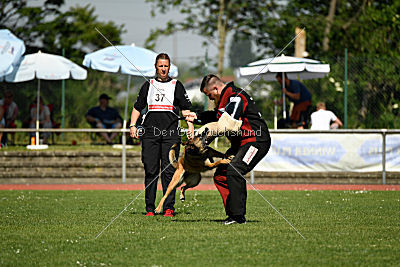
[[238, 54, 330, 121], [5, 51, 87, 149], [83, 43, 179, 183]]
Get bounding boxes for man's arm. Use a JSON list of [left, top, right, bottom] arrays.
[[334, 117, 343, 128], [85, 107, 101, 124], [85, 114, 100, 124], [282, 88, 300, 100], [113, 110, 122, 124]]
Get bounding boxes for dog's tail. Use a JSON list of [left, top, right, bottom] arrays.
[[169, 143, 179, 169]]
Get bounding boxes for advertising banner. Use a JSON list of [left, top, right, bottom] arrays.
[[254, 133, 400, 172]]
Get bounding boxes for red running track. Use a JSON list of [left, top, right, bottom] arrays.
[[0, 184, 399, 191]]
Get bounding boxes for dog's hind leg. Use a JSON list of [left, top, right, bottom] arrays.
[[179, 187, 186, 202], [168, 143, 180, 169], [179, 173, 201, 202], [155, 167, 185, 213]]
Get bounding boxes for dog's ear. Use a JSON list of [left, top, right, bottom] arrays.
[[200, 128, 209, 148], [201, 127, 209, 137]]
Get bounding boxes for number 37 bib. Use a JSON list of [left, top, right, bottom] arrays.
[[147, 79, 176, 112]]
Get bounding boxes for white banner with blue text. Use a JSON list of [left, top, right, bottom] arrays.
[[254, 134, 400, 172]]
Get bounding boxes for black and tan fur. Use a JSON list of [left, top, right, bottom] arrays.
[[155, 130, 233, 213]]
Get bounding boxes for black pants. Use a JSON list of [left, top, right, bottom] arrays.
[[214, 140, 271, 217], [141, 136, 180, 212]]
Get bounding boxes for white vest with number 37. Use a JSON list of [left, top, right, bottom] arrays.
[[147, 79, 176, 113]]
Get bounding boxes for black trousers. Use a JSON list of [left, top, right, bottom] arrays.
[[214, 140, 271, 217], [141, 136, 180, 212]]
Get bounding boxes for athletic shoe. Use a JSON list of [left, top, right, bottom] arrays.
[[223, 216, 246, 225], [222, 217, 232, 224], [164, 209, 174, 217], [145, 211, 155, 216]]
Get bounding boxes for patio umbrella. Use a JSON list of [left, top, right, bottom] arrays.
[[0, 29, 25, 77], [5, 51, 87, 148], [83, 43, 179, 183], [238, 54, 330, 119], [83, 43, 178, 128]]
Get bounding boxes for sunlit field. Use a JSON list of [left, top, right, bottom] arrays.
[[1, 190, 399, 266]]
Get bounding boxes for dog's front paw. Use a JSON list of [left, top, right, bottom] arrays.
[[227, 155, 235, 160], [220, 158, 232, 164], [155, 206, 162, 214]]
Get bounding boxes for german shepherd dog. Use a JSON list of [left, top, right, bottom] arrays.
[[155, 129, 233, 213]]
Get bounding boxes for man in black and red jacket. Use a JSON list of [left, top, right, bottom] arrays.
[[186, 74, 271, 225]]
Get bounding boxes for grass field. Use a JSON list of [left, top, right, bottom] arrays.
[[1, 190, 399, 266]]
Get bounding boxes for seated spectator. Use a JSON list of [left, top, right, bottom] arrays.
[[85, 93, 122, 144], [276, 73, 312, 129], [0, 90, 19, 145], [310, 102, 343, 130], [29, 97, 52, 144]]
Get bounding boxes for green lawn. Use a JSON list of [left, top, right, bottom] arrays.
[[0, 190, 399, 266]]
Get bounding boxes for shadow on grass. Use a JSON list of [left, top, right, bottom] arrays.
[[172, 219, 261, 223], [129, 212, 260, 223], [130, 211, 192, 216]]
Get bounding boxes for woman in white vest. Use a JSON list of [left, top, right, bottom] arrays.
[[129, 53, 193, 217]]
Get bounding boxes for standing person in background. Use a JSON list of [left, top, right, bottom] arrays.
[[129, 53, 194, 218], [276, 73, 312, 129], [85, 94, 122, 144], [310, 102, 343, 130], [0, 90, 19, 146]]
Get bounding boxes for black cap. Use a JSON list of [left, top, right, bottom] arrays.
[[99, 93, 112, 100]]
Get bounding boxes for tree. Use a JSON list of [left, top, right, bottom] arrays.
[[322, 0, 337, 52], [263, 0, 400, 58], [0, 1, 126, 129], [144, 0, 276, 76], [0, 0, 64, 45], [228, 32, 256, 68], [261, 0, 400, 128], [0, 1, 124, 63]]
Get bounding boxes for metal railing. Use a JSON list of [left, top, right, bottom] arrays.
[[1, 128, 399, 184]]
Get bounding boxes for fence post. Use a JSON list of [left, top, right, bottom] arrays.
[[344, 48, 348, 129], [61, 48, 66, 141], [122, 75, 131, 184], [382, 129, 387, 184], [274, 98, 278, 129]]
